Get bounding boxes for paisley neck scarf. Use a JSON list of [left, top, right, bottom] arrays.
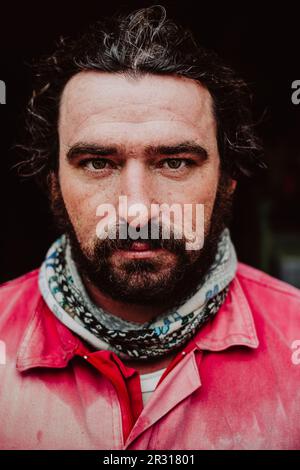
[[39, 228, 237, 361]]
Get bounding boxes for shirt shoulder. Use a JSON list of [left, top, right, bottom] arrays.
[[236, 262, 300, 342], [237, 262, 300, 299], [0, 269, 41, 334], [0, 268, 40, 294]]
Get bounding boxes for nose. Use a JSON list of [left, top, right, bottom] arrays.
[[118, 159, 158, 227]]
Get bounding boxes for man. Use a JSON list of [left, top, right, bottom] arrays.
[[0, 6, 300, 450]]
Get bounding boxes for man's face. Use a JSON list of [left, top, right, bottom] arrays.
[[55, 72, 232, 306]]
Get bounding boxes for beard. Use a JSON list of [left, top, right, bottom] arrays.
[[49, 173, 234, 308]]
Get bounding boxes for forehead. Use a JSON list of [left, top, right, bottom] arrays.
[[59, 71, 216, 145]]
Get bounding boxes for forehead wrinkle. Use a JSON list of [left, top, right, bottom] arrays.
[[59, 73, 215, 126], [61, 125, 215, 159], [60, 114, 217, 149], [60, 102, 214, 135], [59, 74, 218, 154]]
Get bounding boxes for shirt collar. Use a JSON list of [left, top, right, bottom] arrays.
[[191, 275, 259, 351], [16, 297, 81, 372], [16, 270, 259, 372]]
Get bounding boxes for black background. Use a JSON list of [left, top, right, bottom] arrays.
[[0, 0, 299, 284]]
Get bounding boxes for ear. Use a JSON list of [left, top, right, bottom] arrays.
[[229, 179, 237, 193], [45, 170, 60, 199], [46, 170, 58, 188]]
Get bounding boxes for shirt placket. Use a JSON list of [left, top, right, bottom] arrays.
[[75, 345, 143, 445]]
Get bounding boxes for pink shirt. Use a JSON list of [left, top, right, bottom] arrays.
[[0, 262, 300, 449]]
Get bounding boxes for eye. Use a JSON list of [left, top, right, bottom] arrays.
[[81, 158, 111, 170], [166, 159, 182, 169], [163, 158, 193, 170]]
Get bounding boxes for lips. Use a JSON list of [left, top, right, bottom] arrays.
[[115, 241, 165, 259], [129, 241, 153, 251]]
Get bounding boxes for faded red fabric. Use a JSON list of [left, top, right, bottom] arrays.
[[0, 263, 300, 449]]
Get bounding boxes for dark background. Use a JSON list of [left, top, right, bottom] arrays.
[[0, 1, 299, 286]]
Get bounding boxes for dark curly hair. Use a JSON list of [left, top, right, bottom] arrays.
[[17, 5, 265, 188]]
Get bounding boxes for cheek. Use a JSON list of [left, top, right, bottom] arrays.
[[201, 182, 219, 219], [163, 172, 219, 216], [64, 195, 97, 246], [178, 173, 219, 233], [58, 168, 112, 246]]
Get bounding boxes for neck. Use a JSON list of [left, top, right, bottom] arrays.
[[83, 275, 173, 324], [83, 275, 182, 374]]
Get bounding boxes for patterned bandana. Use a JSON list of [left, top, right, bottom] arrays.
[[39, 229, 237, 361]]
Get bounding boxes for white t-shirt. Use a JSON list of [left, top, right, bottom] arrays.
[[140, 368, 167, 406]]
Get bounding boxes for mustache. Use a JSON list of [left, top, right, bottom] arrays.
[[94, 219, 191, 256], [95, 208, 204, 252]]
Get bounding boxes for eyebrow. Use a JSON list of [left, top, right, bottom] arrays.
[[66, 140, 208, 161], [147, 142, 208, 159], [66, 144, 118, 161]]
